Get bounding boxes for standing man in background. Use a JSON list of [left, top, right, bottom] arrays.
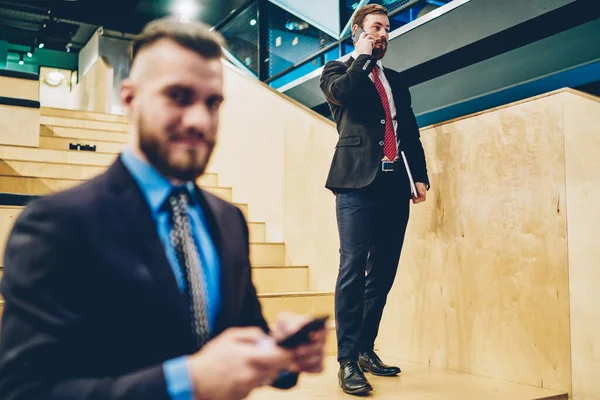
[[0, 17, 326, 400], [320, 4, 430, 396]]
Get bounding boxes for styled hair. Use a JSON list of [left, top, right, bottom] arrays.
[[352, 4, 389, 28], [130, 17, 226, 63]]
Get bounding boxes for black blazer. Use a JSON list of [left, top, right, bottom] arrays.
[[0, 156, 294, 400], [320, 54, 429, 192]]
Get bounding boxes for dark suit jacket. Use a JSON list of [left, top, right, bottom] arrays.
[[320, 54, 429, 192], [0, 156, 294, 400]]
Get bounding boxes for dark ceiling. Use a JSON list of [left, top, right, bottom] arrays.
[[0, 0, 252, 53]]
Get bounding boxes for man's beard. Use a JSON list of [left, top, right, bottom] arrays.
[[372, 41, 387, 60], [138, 113, 214, 182]]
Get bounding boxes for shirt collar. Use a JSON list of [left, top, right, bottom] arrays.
[[121, 147, 197, 217], [351, 51, 383, 69]]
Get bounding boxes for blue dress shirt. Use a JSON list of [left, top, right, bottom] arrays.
[[121, 148, 220, 400]]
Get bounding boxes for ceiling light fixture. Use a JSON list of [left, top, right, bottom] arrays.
[[45, 71, 65, 86], [173, 0, 200, 22]]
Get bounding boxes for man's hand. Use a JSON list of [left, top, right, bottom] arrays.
[[271, 313, 327, 374], [355, 31, 375, 56], [187, 327, 293, 400], [412, 182, 427, 204]]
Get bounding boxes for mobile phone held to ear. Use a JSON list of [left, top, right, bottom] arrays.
[[276, 315, 329, 349], [352, 26, 364, 43]]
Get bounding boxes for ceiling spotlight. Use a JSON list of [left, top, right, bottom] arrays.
[[38, 43, 45, 48], [173, 0, 200, 21], [27, 52, 32, 57], [250, 19, 257, 26], [19, 54, 24, 65]]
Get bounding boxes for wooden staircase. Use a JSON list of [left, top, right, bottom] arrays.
[[0, 107, 335, 354]]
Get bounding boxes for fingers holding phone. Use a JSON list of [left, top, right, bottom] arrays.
[[288, 328, 327, 373], [187, 327, 293, 400], [353, 27, 375, 56], [272, 313, 329, 374]]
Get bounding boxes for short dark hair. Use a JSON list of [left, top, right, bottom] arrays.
[[352, 4, 389, 28], [130, 17, 226, 63]]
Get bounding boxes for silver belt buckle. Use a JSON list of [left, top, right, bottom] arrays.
[[381, 160, 394, 172]]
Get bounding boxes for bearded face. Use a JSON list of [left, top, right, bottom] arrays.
[[360, 13, 390, 60], [137, 106, 216, 182], [372, 39, 388, 60], [122, 39, 224, 183]]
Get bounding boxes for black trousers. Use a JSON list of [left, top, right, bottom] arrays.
[[334, 169, 410, 361]]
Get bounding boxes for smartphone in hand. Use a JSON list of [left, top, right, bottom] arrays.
[[352, 27, 364, 43], [276, 315, 329, 349]]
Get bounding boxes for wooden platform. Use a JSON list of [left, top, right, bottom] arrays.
[[249, 356, 568, 400]]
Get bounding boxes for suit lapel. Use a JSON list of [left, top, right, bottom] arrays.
[[105, 158, 191, 331], [193, 189, 235, 335], [105, 157, 240, 340]]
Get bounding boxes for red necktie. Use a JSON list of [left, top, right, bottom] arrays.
[[371, 65, 397, 161]]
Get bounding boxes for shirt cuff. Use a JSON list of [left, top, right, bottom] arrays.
[[163, 356, 194, 400]]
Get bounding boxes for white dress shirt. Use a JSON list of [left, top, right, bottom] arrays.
[[352, 51, 398, 150]]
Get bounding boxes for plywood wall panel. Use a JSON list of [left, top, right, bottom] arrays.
[[563, 92, 600, 400], [376, 93, 573, 393]]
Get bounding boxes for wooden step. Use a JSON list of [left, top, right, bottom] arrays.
[[0, 145, 115, 167], [40, 125, 129, 144], [202, 186, 232, 202], [39, 136, 125, 154], [197, 173, 217, 187], [250, 243, 285, 266], [0, 176, 80, 195], [252, 266, 308, 293], [0, 74, 38, 101], [236, 203, 248, 220], [0, 160, 105, 181], [41, 107, 129, 124], [258, 292, 334, 325], [248, 222, 266, 243], [0, 207, 22, 260], [40, 116, 129, 133], [1, 158, 218, 190]]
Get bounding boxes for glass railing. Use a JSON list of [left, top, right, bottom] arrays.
[[217, 0, 460, 89]]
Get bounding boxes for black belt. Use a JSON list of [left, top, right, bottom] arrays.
[[381, 160, 399, 172]]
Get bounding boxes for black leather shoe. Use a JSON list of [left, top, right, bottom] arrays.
[[338, 360, 373, 395], [359, 351, 401, 376]]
